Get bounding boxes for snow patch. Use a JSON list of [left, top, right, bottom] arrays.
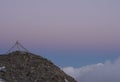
[[0, 78, 5, 82], [65, 78, 69, 82], [0, 66, 6, 71]]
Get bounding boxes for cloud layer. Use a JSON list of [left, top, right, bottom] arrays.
[[63, 57, 120, 82]]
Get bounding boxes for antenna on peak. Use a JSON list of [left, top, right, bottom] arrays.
[[7, 41, 29, 53]]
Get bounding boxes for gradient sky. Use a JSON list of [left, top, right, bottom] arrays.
[[0, 0, 120, 67]]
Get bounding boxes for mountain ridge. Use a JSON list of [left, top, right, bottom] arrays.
[[0, 51, 76, 82]]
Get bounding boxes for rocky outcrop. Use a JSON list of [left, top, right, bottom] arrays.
[[0, 51, 76, 82]]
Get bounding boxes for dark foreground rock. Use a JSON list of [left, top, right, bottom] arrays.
[[0, 51, 76, 82]]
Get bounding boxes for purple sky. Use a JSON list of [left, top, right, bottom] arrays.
[[0, 0, 120, 67]]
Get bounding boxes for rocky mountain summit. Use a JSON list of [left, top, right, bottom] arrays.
[[0, 51, 76, 82]]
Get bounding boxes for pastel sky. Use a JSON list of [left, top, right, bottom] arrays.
[[0, 0, 120, 67]]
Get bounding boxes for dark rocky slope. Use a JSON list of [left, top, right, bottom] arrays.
[[0, 51, 76, 82]]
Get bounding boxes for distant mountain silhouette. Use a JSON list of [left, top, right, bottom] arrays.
[[0, 51, 76, 82]]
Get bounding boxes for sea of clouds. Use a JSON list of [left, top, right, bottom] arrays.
[[63, 57, 120, 82]]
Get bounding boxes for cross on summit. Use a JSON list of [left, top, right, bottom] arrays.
[[7, 41, 29, 53]]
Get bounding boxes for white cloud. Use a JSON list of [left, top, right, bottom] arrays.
[[63, 57, 120, 82]]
